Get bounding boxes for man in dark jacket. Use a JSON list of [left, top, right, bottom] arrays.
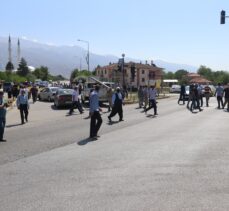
[[223, 83, 229, 111], [0, 90, 7, 142], [30, 85, 38, 103], [108, 87, 124, 122], [178, 84, 186, 105]]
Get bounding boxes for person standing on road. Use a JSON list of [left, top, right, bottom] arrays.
[[197, 84, 203, 107], [190, 84, 203, 112], [69, 86, 83, 115], [143, 85, 149, 110], [187, 84, 194, 110], [204, 84, 211, 107], [0, 90, 7, 142], [30, 85, 38, 103], [89, 85, 102, 139], [108, 87, 124, 122], [215, 83, 224, 109], [145, 85, 158, 115], [107, 87, 113, 112], [16, 90, 29, 124], [223, 83, 229, 111], [138, 86, 144, 108], [178, 84, 186, 105], [12, 85, 19, 100]]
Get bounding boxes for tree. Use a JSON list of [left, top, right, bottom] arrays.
[[17, 58, 29, 77], [70, 69, 79, 82], [50, 74, 66, 81], [5, 61, 14, 73], [163, 71, 175, 79], [174, 69, 188, 80], [33, 66, 49, 81], [92, 70, 96, 76], [26, 72, 37, 82], [78, 69, 92, 77], [197, 65, 213, 80], [70, 69, 92, 82], [74, 76, 87, 83]]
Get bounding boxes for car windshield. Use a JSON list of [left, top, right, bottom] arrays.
[[87, 83, 96, 88], [58, 89, 73, 95], [50, 88, 58, 92]]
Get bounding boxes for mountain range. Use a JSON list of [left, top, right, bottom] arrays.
[[0, 36, 198, 77]]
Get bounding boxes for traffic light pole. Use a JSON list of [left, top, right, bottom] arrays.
[[121, 53, 125, 89]]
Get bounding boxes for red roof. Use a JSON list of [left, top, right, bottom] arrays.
[[189, 77, 211, 84]]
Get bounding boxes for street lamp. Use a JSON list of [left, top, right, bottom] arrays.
[[77, 39, 90, 72]]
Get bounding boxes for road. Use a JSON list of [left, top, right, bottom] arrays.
[[0, 96, 229, 210]]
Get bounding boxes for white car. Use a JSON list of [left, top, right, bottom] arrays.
[[170, 85, 181, 93], [38, 87, 59, 101], [81, 81, 115, 103]]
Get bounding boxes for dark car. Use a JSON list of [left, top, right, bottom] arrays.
[[54, 88, 73, 108]]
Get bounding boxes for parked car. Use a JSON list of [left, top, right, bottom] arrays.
[[54, 88, 74, 108], [38, 87, 59, 101], [170, 84, 181, 93]]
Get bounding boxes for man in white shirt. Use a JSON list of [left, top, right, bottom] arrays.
[[69, 86, 83, 115], [145, 85, 158, 115]]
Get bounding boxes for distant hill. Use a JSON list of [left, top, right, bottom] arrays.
[[0, 36, 198, 77]]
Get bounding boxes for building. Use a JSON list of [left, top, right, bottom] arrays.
[[186, 73, 211, 84], [95, 61, 164, 89]]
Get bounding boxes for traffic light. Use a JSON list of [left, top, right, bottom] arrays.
[[221, 10, 226, 24], [117, 63, 122, 72], [117, 58, 124, 72]]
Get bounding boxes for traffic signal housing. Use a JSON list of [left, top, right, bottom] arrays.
[[221, 10, 226, 24]]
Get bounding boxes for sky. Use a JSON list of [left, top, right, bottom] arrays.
[[1, 0, 229, 71]]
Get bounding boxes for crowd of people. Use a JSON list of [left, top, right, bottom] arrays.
[[0, 81, 229, 142], [178, 83, 229, 113]]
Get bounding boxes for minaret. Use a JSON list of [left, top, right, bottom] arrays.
[[17, 38, 21, 68], [8, 35, 12, 63]]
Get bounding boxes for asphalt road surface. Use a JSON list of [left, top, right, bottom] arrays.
[[0, 96, 229, 211]]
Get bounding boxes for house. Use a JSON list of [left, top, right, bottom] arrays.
[[95, 61, 164, 89], [186, 73, 211, 84]]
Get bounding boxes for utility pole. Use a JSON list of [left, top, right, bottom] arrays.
[[78, 39, 89, 72], [122, 53, 125, 89]]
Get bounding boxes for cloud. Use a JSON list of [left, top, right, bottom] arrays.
[[46, 42, 57, 46]]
